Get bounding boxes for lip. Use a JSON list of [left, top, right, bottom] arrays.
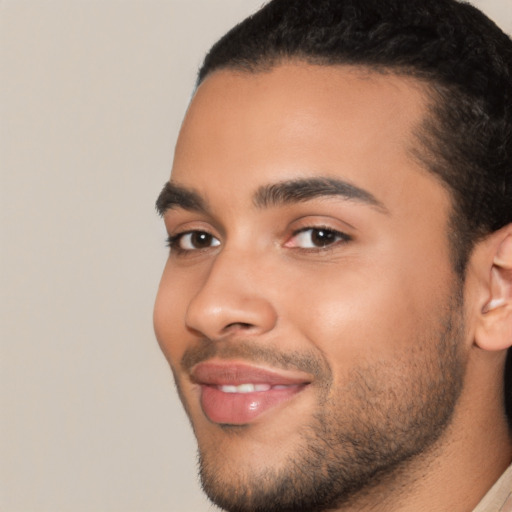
[[191, 362, 311, 425]]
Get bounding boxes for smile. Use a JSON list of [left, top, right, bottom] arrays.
[[191, 362, 311, 425], [217, 383, 294, 393]]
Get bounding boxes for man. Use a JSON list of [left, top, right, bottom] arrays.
[[154, 0, 512, 510]]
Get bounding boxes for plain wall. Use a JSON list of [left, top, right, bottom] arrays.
[[1, 1, 511, 511]]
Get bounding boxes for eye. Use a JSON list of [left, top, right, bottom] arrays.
[[168, 231, 221, 252], [286, 227, 350, 249]]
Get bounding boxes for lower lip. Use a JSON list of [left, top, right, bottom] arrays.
[[200, 385, 306, 425]]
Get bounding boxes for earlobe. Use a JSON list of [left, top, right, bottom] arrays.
[[475, 230, 512, 352]]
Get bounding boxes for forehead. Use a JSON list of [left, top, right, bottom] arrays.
[[171, 63, 444, 216]]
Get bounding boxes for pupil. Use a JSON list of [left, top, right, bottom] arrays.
[[192, 232, 211, 248], [312, 229, 335, 247]]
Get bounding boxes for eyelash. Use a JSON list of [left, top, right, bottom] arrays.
[[287, 226, 352, 250], [166, 231, 220, 255], [166, 226, 352, 255]]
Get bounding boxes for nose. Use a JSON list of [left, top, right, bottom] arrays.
[[185, 250, 278, 340]]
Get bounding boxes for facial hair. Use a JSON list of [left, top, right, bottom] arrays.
[[181, 291, 466, 512]]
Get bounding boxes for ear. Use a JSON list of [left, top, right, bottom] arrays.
[[473, 224, 512, 352]]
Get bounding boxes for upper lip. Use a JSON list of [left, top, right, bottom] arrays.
[[191, 361, 313, 387]]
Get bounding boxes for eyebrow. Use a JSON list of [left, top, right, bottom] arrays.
[[156, 182, 208, 216], [156, 176, 387, 216], [253, 177, 387, 212]]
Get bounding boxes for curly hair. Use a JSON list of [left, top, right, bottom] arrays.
[[196, 0, 512, 423]]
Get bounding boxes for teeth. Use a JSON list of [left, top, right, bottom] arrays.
[[238, 384, 256, 393], [218, 383, 273, 393], [220, 385, 238, 393], [254, 384, 272, 392]]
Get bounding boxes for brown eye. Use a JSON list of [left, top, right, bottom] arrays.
[[187, 232, 216, 249], [286, 227, 350, 249], [169, 231, 221, 251], [310, 229, 338, 247]]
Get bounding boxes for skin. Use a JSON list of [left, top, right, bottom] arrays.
[[154, 63, 512, 511]]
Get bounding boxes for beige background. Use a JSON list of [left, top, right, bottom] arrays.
[[1, 1, 511, 511]]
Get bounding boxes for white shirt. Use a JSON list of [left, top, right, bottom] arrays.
[[473, 464, 512, 512]]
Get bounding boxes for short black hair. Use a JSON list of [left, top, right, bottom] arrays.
[[196, 0, 512, 422]]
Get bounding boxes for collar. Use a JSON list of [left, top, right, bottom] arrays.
[[473, 464, 512, 512]]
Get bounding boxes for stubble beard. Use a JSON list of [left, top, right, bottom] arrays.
[[194, 293, 466, 512]]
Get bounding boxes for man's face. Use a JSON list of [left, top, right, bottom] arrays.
[[154, 64, 468, 511]]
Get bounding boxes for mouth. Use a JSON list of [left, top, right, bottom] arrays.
[[191, 361, 311, 425]]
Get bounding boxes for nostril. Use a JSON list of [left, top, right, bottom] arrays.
[[225, 322, 253, 331]]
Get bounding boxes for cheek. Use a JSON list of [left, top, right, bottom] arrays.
[[153, 262, 197, 365], [283, 252, 452, 373]]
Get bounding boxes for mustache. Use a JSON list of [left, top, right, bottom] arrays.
[[180, 338, 330, 380]]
